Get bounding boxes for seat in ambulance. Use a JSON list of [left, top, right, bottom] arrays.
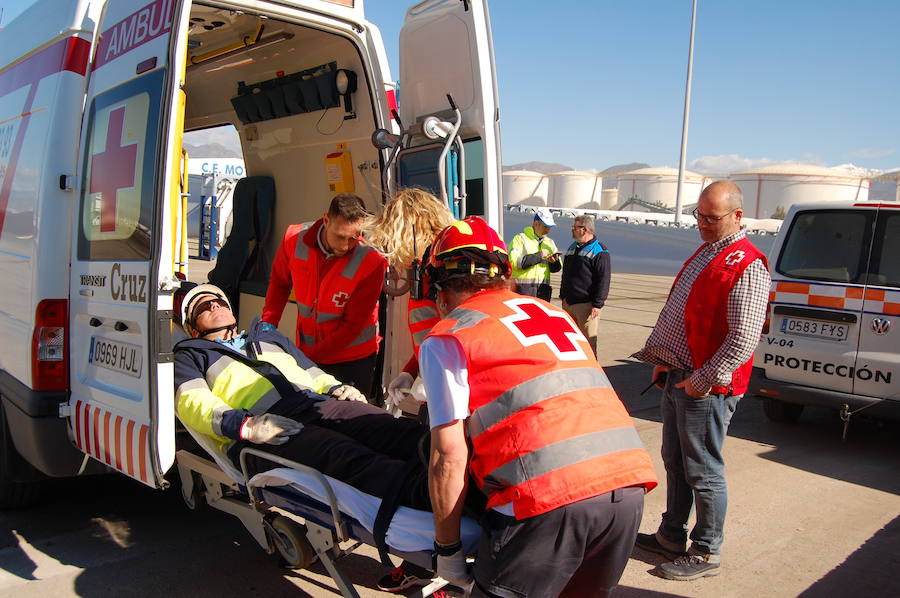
[[207, 175, 276, 315]]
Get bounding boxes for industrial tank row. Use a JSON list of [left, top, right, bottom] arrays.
[[503, 164, 876, 218]]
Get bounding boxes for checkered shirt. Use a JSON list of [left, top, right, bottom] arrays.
[[632, 229, 771, 392]]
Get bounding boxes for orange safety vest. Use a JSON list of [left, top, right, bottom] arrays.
[[429, 289, 657, 519], [289, 221, 384, 363], [408, 296, 440, 358]]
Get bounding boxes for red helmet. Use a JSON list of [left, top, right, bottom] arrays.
[[426, 216, 510, 283]]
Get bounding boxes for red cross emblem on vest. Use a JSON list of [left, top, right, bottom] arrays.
[[724, 250, 746, 266], [499, 298, 588, 361], [89, 106, 137, 233], [332, 291, 349, 308]]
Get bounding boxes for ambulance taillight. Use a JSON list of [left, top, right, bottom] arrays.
[[31, 299, 68, 391]]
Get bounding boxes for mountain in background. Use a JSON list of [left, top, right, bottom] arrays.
[[184, 142, 241, 159], [502, 161, 572, 174], [601, 162, 650, 175]]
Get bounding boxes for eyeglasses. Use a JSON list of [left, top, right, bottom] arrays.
[[692, 207, 737, 224], [571, 225, 586, 231], [192, 297, 229, 320]]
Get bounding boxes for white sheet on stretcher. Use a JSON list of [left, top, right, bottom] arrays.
[[250, 467, 481, 554]]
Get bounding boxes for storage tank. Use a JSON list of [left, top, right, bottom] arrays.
[[600, 188, 619, 210], [548, 170, 602, 209], [729, 164, 870, 219], [502, 170, 549, 206], [615, 167, 706, 212]]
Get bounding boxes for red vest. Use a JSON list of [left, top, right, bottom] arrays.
[[287, 220, 384, 363], [677, 236, 768, 396], [429, 289, 657, 519], [408, 297, 440, 358]]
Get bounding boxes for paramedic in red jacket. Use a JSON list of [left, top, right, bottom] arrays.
[[632, 181, 771, 581], [263, 194, 388, 399], [422, 217, 657, 598]]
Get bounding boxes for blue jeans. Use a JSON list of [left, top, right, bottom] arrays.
[[658, 370, 740, 555]]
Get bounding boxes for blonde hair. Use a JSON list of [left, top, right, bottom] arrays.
[[367, 188, 454, 268]]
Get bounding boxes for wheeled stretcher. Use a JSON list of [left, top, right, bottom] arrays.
[[175, 431, 480, 598]]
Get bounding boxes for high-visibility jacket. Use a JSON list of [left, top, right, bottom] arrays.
[[264, 220, 386, 363], [429, 289, 657, 519], [174, 319, 340, 454], [408, 297, 440, 358], [509, 226, 559, 286], [679, 236, 768, 396]]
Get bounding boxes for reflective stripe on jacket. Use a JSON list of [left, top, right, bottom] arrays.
[[408, 296, 440, 357], [287, 220, 385, 362], [429, 289, 657, 519], [174, 320, 339, 453], [679, 236, 768, 396], [509, 226, 558, 285]]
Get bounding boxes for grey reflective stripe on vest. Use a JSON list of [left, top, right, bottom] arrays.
[[258, 341, 329, 383], [300, 333, 315, 347], [412, 328, 430, 346], [248, 388, 282, 416], [513, 275, 546, 285], [443, 308, 489, 333], [468, 367, 611, 439], [341, 244, 373, 279], [482, 427, 645, 493], [346, 323, 377, 348], [176, 377, 208, 397], [211, 404, 231, 437], [205, 355, 235, 387], [296, 302, 313, 318], [409, 305, 438, 324], [293, 223, 312, 260], [317, 312, 341, 323]]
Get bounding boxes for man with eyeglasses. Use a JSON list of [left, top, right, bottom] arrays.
[[632, 181, 770, 581], [175, 283, 441, 520], [262, 194, 388, 399], [560, 215, 610, 356]]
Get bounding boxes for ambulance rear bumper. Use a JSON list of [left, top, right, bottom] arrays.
[[749, 367, 900, 421]]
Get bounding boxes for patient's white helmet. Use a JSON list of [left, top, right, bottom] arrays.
[[180, 284, 232, 335]]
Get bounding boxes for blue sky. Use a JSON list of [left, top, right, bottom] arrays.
[[4, 0, 898, 174]]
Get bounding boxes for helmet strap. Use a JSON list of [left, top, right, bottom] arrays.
[[194, 322, 238, 339]]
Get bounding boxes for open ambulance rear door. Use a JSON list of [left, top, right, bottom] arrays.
[[67, 0, 190, 488], [396, 0, 502, 229]]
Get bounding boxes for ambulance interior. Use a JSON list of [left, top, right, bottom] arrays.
[[179, 3, 485, 396]]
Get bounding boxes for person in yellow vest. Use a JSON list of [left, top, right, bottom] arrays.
[[421, 217, 657, 598], [508, 207, 560, 301], [262, 194, 388, 399]]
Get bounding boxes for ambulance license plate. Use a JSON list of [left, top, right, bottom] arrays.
[[780, 317, 848, 341], [89, 337, 143, 377]]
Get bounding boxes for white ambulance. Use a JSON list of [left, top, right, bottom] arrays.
[[750, 201, 900, 427], [0, 0, 501, 507]]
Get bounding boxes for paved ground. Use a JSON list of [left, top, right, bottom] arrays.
[[2, 273, 898, 598]]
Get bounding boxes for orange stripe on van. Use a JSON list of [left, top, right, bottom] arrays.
[[125, 421, 136, 477], [776, 281, 809, 294], [883, 302, 900, 316], [138, 425, 149, 483], [845, 287, 864, 299], [808, 295, 844, 309], [865, 288, 886, 301], [102, 411, 112, 465]]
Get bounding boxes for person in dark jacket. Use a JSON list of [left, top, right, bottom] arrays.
[[560, 215, 610, 355]]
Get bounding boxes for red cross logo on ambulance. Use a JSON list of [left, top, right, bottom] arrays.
[[83, 93, 148, 240], [499, 297, 588, 361], [724, 250, 746, 266]]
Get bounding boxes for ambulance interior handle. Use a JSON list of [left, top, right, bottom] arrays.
[[89, 318, 101, 327]]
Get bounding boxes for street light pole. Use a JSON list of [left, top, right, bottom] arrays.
[[674, 0, 698, 226]]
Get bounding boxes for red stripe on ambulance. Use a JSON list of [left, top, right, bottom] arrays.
[[92, 0, 175, 70], [70, 399, 154, 485]]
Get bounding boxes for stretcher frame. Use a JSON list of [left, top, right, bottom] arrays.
[[175, 447, 452, 598]]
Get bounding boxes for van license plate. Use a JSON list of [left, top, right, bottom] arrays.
[[89, 337, 143, 377], [780, 317, 848, 341]]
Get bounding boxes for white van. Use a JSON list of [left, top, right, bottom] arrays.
[[750, 201, 900, 425], [0, 0, 501, 507]]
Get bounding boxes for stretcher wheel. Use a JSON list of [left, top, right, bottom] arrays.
[[180, 473, 207, 511], [270, 515, 315, 569]]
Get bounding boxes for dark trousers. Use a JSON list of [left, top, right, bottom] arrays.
[[320, 352, 378, 400], [239, 399, 431, 510], [471, 487, 645, 598]]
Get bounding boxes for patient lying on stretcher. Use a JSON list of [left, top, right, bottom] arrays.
[[173, 283, 449, 513]]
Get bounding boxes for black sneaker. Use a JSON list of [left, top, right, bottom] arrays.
[[634, 532, 688, 560], [376, 566, 430, 593], [659, 550, 721, 581]]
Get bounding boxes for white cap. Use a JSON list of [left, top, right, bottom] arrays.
[[534, 207, 556, 227]]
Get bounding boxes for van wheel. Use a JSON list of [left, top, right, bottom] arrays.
[[270, 515, 315, 569], [762, 398, 804, 424], [0, 403, 43, 509]]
